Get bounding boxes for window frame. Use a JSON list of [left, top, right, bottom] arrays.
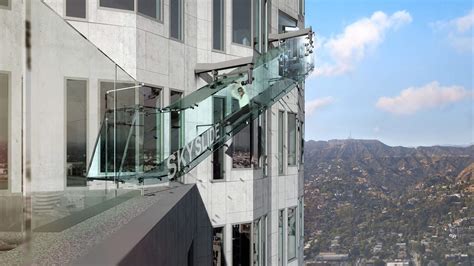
[[64, 77, 89, 188], [0, 71, 11, 192], [169, 0, 185, 43], [231, 0, 253, 47], [64, 0, 88, 21], [212, 0, 225, 52]]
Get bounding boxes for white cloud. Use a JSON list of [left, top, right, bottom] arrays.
[[305, 97, 335, 116], [431, 9, 474, 53], [313, 10, 412, 77], [376, 81, 472, 115]]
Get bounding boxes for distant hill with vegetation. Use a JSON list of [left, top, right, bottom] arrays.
[[304, 139, 473, 264]]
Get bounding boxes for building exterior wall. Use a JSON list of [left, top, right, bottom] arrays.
[[0, 0, 307, 264]]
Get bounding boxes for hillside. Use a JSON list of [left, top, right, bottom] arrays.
[[304, 139, 474, 264]]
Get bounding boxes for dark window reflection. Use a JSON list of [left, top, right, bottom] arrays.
[[232, 0, 251, 45], [232, 223, 251, 266], [66, 0, 86, 19], [0, 73, 8, 190], [213, 227, 226, 266], [288, 113, 297, 166], [138, 0, 161, 20], [170, 90, 183, 154], [212, 0, 224, 50], [170, 0, 183, 40], [66, 79, 87, 187], [232, 123, 251, 168], [213, 97, 225, 179], [100, 0, 134, 11]]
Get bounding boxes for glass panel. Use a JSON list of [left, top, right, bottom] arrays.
[[299, 0, 305, 16], [66, 0, 86, 18], [232, 0, 251, 45], [212, 0, 224, 50], [287, 207, 296, 261], [99, 0, 134, 11], [100, 32, 314, 183], [278, 111, 284, 175], [0, 0, 8, 7], [287, 113, 296, 166], [66, 79, 87, 187], [213, 227, 225, 266], [138, 0, 161, 20], [170, 0, 183, 40], [233, 223, 251, 266], [278, 10, 297, 33], [278, 209, 284, 266], [0, 73, 8, 190]]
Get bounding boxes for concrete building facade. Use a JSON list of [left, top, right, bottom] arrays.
[[0, 0, 310, 265]]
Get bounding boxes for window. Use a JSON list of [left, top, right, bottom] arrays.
[[170, 90, 183, 154], [66, 79, 88, 187], [212, 0, 224, 51], [278, 111, 284, 174], [278, 209, 284, 266], [232, 0, 251, 46], [287, 113, 296, 166], [232, 223, 251, 266], [232, 123, 251, 168], [299, 0, 305, 16], [213, 97, 225, 179], [140, 86, 161, 171], [0, 73, 9, 190], [253, 0, 261, 51], [278, 10, 297, 33], [287, 207, 297, 261], [299, 198, 304, 242], [100, 0, 134, 11], [0, 0, 9, 8], [253, 218, 261, 265], [213, 227, 225, 266], [65, 0, 86, 19], [170, 0, 183, 41], [138, 0, 162, 21]]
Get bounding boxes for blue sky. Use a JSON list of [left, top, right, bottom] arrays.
[[304, 0, 473, 147]]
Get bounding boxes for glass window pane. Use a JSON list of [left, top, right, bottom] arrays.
[[212, 0, 224, 50], [278, 111, 284, 174], [287, 207, 296, 260], [138, 0, 162, 20], [0, 73, 8, 190], [212, 227, 226, 265], [278, 11, 297, 33], [66, 0, 86, 18], [288, 113, 296, 166], [170, 0, 183, 40], [232, 123, 251, 168], [213, 97, 225, 179], [253, 0, 261, 51], [232, 223, 251, 265], [100, 0, 134, 11], [278, 209, 284, 266], [66, 79, 87, 187], [0, 0, 9, 7], [170, 90, 183, 153], [232, 0, 251, 45], [253, 218, 260, 265]]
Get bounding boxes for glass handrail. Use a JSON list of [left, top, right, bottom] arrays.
[[87, 32, 315, 185]]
